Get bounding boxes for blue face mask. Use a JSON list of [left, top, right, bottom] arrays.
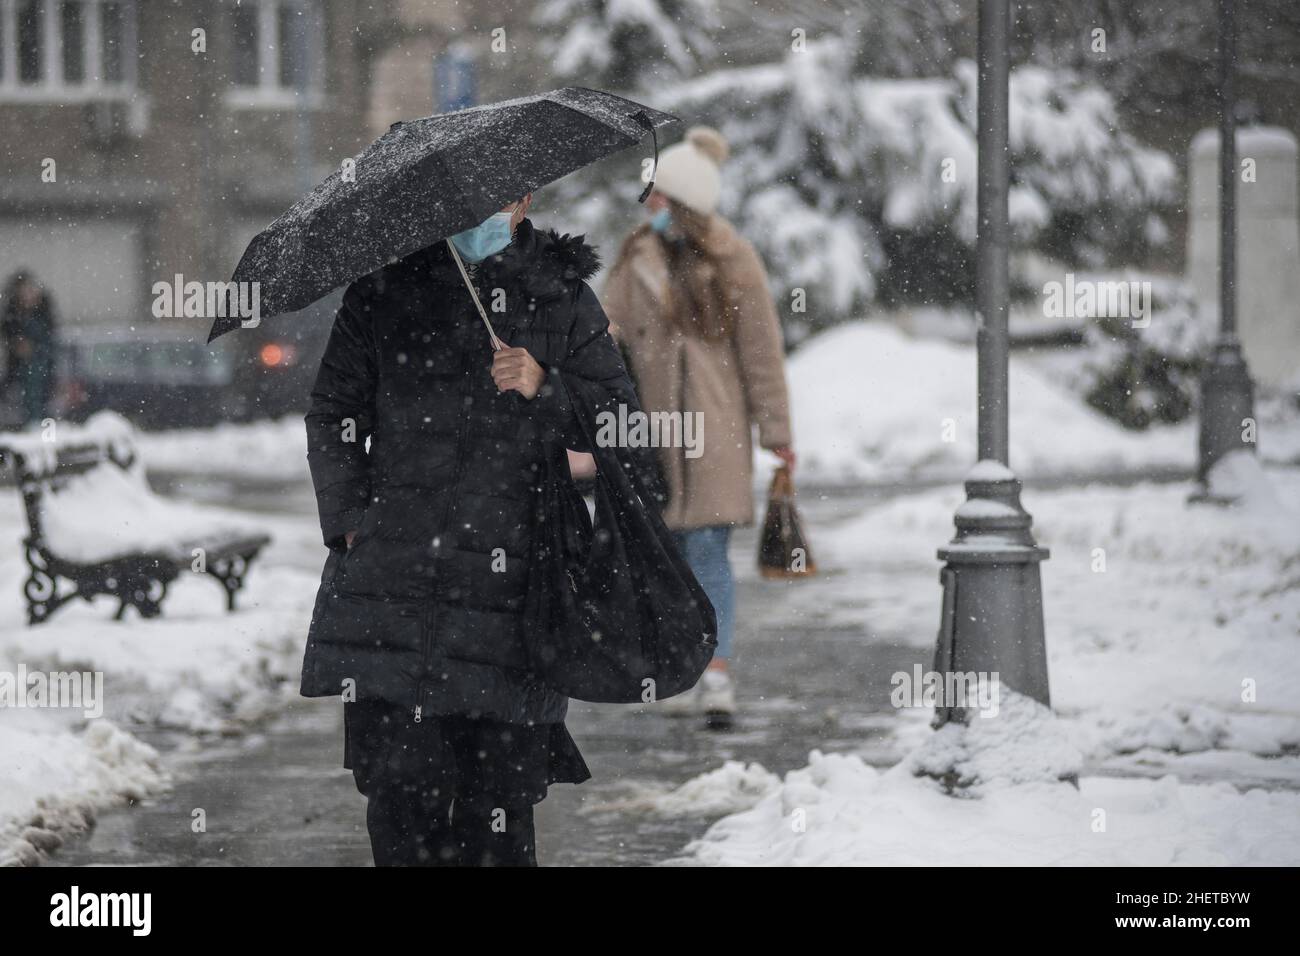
[[649, 208, 672, 234], [450, 209, 515, 263]]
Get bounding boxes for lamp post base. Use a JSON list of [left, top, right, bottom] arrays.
[[1193, 338, 1256, 504], [934, 463, 1050, 728]]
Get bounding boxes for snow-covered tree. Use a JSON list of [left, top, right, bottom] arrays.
[[853, 0, 974, 78], [544, 28, 1177, 338], [1014, 0, 1300, 130], [534, 0, 720, 91], [653, 39, 1175, 332]]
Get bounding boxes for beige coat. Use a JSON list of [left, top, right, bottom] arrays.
[[602, 216, 793, 530]]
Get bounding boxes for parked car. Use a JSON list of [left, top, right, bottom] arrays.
[[1, 293, 340, 431], [52, 326, 240, 429]]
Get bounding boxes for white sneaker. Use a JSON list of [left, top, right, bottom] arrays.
[[699, 670, 736, 729], [656, 681, 700, 716]]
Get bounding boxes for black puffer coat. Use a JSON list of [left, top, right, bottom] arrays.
[[300, 219, 640, 724]]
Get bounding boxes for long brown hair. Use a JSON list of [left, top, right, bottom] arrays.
[[658, 200, 734, 342]]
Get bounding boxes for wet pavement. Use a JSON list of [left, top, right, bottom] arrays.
[[52, 480, 930, 867]]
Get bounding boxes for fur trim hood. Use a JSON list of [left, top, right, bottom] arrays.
[[357, 218, 600, 305]]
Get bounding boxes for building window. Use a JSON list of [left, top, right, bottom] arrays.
[[61, 1, 84, 83], [277, 2, 309, 89], [99, 0, 123, 82], [227, 0, 323, 106], [231, 2, 259, 87], [17, 0, 42, 84], [0, 0, 137, 98]]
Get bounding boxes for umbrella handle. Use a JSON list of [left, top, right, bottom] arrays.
[[445, 239, 505, 351], [632, 111, 658, 204]]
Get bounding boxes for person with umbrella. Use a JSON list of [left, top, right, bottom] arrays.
[[304, 193, 644, 866], [224, 90, 692, 866]]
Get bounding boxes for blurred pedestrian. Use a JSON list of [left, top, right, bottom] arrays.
[[603, 126, 795, 729], [1, 271, 58, 427]]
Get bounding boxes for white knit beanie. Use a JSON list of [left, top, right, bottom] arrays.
[[651, 126, 730, 215]]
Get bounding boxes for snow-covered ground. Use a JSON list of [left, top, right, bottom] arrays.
[[135, 417, 309, 482], [0, 450, 323, 864], [781, 322, 1300, 484], [650, 454, 1300, 865], [681, 746, 1300, 866], [0, 712, 170, 867]]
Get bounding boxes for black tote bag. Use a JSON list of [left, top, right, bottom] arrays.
[[523, 376, 716, 704]]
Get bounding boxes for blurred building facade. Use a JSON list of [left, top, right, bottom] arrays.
[[5, 0, 1294, 335], [364, 0, 544, 138], [0, 0, 390, 330]]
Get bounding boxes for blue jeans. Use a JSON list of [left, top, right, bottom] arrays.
[[672, 525, 735, 661]]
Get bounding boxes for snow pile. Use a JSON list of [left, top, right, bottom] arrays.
[[0, 468, 323, 862], [0, 560, 314, 862], [645, 760, 782, 817], [1, 410, 271, 559], [135, 416, 308, 481], [650, 761, 781, 818], [1205, 450, 1287, 512], [1087, 705, 1300, 758], [0, 716, 169, 866], [0, 563, 313, 733], [695, 463, 1300, 864], [40, 460, 264, 563], [908, 691, 1083, 790], [798, 465, 1300, 740], [0, 410, 137, 470], [681, 749, 1300, 866], [782, 321, 1193, 484]]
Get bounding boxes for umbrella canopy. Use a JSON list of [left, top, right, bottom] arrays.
[[208, 87, 678, 341]]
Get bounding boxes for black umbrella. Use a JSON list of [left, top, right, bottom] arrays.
[[208, 87, 678, 342]]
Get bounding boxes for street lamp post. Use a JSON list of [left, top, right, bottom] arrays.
[[1194, 0, 1257, 499], [932, 0, 1050, 726]]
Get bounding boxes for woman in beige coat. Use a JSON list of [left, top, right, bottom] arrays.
[[602, 126, 795, 728]]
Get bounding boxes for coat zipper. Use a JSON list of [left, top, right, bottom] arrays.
[[413, 298, 479, 722]]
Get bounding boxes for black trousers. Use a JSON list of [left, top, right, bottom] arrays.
[[363, 782, 537, 867], [343, 699, 588, 867]]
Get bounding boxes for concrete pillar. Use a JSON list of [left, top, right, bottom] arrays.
[[1188, 126, 1300, 392]]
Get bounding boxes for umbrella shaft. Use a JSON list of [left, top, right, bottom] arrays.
[[445, 239, 504, 351]]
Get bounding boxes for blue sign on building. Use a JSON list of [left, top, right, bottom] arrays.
[[435, 48, 477, 112]]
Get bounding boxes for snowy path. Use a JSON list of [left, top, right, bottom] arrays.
[[47, 486, 927, 866]]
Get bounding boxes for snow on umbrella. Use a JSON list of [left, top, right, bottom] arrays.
[[207, 87, 678, 342]]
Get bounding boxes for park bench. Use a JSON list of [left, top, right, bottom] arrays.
[[0, 413, 270, 624]]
